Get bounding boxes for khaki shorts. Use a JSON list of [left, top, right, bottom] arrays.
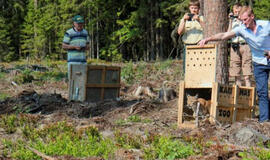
[[229, 44, 252, 76]]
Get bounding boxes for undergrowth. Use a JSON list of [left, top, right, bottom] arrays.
[[115, 115, 152, 125], [1, 114, 270, 159], [1, 116, 115, 159], [121, 59, 183, 84]]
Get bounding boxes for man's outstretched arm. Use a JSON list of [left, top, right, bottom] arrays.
[[198, 31, 236, 46]]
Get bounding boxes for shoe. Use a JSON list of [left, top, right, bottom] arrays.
[[260, 119, 270, 125]]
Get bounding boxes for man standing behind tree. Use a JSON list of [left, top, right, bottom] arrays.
[[198, 6, 270, 123], [62, 15, 90, 80], [227, 3, 252, 86]]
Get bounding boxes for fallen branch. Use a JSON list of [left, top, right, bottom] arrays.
[[26, 146, 56, 160], [129, 101, 141, 114]]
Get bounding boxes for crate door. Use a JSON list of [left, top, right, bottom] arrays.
[[185, 44, 217, 88]]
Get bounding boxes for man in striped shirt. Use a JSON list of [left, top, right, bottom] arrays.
[[62, 15, 90, 80]]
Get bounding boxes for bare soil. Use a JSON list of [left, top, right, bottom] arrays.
[[0, 62, 269, 160]]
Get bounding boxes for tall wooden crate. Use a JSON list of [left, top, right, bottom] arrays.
[[178, 44, 256, 128], [69, 64, 121, 102], [184, 44, 217, 88]]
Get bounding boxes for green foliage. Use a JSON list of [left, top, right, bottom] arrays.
[[0, 72, 6, 79], [127, 115, 142, 122], [254, 0, 270, 20], [0, 114, 18, 134], [0, 16, 15, 62], [0, 114, 40, 134], [239, 146, 270, 160], [1, 0, 270, 62], [143, 135, 194, 160], [115, 115, 152, 126], [121, 61, 135, 84], [253, 148, 270, 160], [100, 44, 123, 62], [13, 69, 34, 84], [0, 92, 10, 101], [238, 151, 254, 160], [2, 120, 115, 159], [156, 59, 174, 71], [33, 70, 66, 82], [114, 130, 143, 149]]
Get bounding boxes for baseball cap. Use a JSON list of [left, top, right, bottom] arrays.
[[72, 15, 84, 23]]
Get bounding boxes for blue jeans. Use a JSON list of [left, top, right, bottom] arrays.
[[253, 61, 270, 122]]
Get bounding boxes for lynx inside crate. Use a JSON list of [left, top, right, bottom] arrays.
[[178, 44, 256, 128], [178, 82, 256, 128], [69, 64, 121, 102]]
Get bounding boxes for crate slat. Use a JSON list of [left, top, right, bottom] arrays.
[[69, 64, 121, 102]]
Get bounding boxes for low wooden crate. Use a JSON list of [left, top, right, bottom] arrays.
[[234, 107, 254, 122], [216, 84, 236, 106], [235, 86, 256, 108], [69, 64, 121, 102], [215, 105, 235, 124]]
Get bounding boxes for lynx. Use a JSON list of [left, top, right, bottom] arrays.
[[186, 94, 211, 118]]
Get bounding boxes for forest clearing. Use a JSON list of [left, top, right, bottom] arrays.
[[1, 0, 270, 159], [0, 60, 269, 160]]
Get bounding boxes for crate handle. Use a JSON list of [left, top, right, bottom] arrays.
[[75, 72, 82, 75]]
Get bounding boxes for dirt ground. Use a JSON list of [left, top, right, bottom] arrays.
[[0, 63, 269, 160], [0, 80, 270, 160]]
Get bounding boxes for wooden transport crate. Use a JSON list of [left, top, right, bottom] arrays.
[[178, 82, 256, 127], [235, 107, 253, 122], [69, 64, 121, 102], [213, 84, 236, 124], [178, 81, 216, 128], [178, 44, 256, 128], [235, 86, 256, 108], [185, 44, 217, 88], [215, 105, 235, 124]]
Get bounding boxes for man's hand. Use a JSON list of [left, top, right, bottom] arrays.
[[74, 46, 81, 50], [198, 38, 208, 47], [183, 13, 190, 21], [228, 12, 233, 19], [264, 50, 270, 59], [193, 15, 200, 21]]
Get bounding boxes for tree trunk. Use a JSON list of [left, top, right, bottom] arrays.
[[96, 9, 99, 59], [199, 0, 204, 15], [204, 0, 229, 84], [150, 0, 155, 61], [146, 0, 150, 61], [34, 0, 38, 59], [155, 0, 160, 60]]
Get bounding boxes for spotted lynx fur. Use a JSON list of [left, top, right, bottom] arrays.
[[186, 94, 211, 118]]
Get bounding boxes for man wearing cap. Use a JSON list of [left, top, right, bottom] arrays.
[[62, 15, 90, 80]]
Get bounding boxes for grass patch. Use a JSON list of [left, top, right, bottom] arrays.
[[121, 61, 135, 84], [114, 130, 143, 149], [0, 92, 10, 101], [1, 117, 115, 160], [239, 146, 270, 160], [115, 115, 152, 125], [143, 135, 195, 160], [0, 72, 7, 79]]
